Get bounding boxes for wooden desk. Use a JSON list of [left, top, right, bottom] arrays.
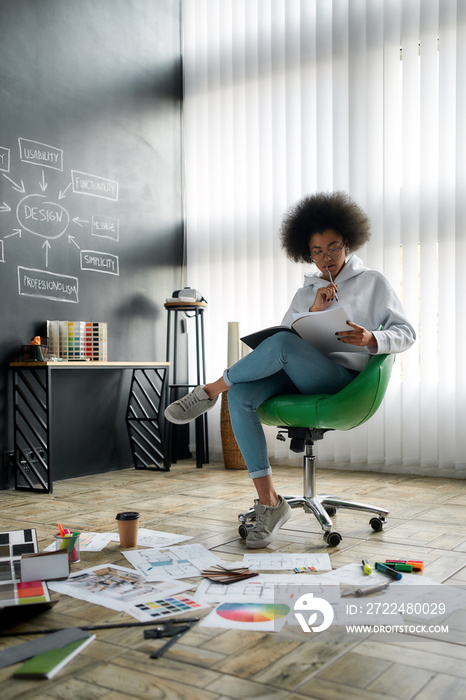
[[10, 361, 170, 493]]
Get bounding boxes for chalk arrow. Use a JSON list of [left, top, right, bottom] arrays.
[[39, 170, 48, 192], [3, 174, 25, 193], [73, 217, 89, 227], [4, 228, 22, 238], [58, 182, 72, 199], [42, 239, 51, 267], [68, 235, 81, 249], [0, 202, 11, 213]]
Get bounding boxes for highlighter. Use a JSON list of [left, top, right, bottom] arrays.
[[384, 562, 413, 572], [406, 560, 423, 571], [375, 562, 402, 580], [385, 559, 423, 571], [362, 559, 372, 575]]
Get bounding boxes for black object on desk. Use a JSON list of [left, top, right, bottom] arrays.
[[165, 301, 209, 469], [145, 618, 199, 659], [10, 361, 170, 493]]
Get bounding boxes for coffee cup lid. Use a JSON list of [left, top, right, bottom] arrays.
[[115, 512, 140, 520]]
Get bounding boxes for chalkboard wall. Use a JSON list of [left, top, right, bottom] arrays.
[[0, 0, 184, 487]]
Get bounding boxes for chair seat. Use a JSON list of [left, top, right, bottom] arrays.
[[239, 354, 394, 546], [257, 353, 394, 431]]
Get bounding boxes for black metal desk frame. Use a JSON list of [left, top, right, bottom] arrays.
[[10, 361, 170, 493], [165, 302, 209, 469]]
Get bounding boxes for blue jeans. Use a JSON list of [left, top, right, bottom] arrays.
[[223, 332, 358, 479]]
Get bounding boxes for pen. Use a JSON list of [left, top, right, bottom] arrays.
[[375, 562, 402, 580], [326, 266, 338, 301], [362, 559, 372, 575], [341, 581, 391, 597]]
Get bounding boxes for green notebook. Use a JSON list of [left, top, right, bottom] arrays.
[[13, 633, 95, 679]]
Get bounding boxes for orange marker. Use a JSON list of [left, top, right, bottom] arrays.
[[57, 523, 66, 536]]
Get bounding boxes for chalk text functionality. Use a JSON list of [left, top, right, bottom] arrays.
[[72, 170, 119, 201]]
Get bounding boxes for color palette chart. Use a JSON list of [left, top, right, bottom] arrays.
[[130, 593, 206, 622], [201, 601, 291, 632], [216, 602, 290, 623], [0, 529, 51, 608]]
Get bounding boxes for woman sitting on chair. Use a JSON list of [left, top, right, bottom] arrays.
[[164, 192, 416, 548]]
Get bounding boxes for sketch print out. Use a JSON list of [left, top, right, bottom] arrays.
[[0, 138, 120, 302], [123, 543, 226, 581], [48, 564, 194, 613]]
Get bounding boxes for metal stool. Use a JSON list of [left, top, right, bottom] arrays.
[[165, 301, 209, 468]]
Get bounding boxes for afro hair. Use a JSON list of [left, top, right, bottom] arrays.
[[280, 191, 371, 263]]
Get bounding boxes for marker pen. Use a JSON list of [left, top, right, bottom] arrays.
[[362, 559, 372, 575], [385, 559, 423, 571], [375, 562, 402, 580], [406, 560, 423, 571], [384, 562, 413, 572]]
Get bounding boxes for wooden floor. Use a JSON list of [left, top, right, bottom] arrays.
[[1, 459, 466, 700]]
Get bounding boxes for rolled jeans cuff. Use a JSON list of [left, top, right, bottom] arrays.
[[223, 368, 234, 387], [248, 467, 273, 480]]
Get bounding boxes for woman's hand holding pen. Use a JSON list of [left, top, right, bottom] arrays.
[[336, 321, 378, 348], [309, 283, 338, 312], [309, 284, 378, 348]]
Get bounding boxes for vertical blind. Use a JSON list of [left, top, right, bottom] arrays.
[[182, 0, 466, 476]]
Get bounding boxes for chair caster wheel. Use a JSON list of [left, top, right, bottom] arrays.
[[324, 531, 342, 547], [324, 506, 337, 517], [238, 523, 254, 539], [370, 517, 385, 532]]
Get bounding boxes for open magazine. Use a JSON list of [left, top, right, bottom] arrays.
[[241, 305, 357, 355]]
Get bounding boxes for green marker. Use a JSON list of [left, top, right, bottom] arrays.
[[386, 562, 413, 572]]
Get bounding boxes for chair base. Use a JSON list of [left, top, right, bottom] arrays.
[[238, 428, 389, 546]]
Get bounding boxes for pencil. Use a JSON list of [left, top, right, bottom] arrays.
[[326, 267, 338, 301]]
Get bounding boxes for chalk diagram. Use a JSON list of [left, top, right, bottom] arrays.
[[0, 137, 120, 303]]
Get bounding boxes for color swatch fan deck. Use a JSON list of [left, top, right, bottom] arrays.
[[0, 529, 51, 608]]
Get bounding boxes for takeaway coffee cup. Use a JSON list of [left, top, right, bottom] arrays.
[[115, 512, 140, 548]]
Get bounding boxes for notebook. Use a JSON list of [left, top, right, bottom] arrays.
[[13, 632, 95, 679]]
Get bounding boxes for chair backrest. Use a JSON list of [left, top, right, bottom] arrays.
[[257, 353, 395, 431]]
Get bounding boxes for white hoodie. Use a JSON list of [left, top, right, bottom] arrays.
[[281, 254, 416, 372]]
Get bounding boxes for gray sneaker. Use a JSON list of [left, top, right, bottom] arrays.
[[164, 386, 218, 424], [246, 496, 292, 548]]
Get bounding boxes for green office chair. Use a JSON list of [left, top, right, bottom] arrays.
[[238, 353, 395, 546]]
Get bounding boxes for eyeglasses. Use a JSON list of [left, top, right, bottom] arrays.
[[310, 242, 346, 262]]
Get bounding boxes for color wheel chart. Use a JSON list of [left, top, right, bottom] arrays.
[[0, 529, 51, 608], [218, 602, 290, 622], [202, 602, 291, 632]]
